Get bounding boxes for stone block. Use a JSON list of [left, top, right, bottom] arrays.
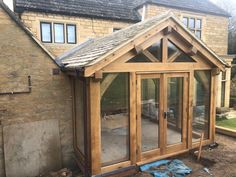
[[3, 119, 62, 177]]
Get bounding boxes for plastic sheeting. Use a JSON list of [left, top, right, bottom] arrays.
[[140, 159, 192, 177]]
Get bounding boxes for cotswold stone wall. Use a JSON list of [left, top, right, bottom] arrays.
[[20, 11, 133, 56], [140, 4, 229, 55], [0, 7, 74, 177]]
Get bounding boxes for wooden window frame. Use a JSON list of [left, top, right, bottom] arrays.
[[40, 22, 52, 43], [66, 24, 77, 44], [182, 17, 202, 39], [53, 23, 65, 44]]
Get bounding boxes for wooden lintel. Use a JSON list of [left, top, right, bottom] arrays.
[[134, 45, 143, 54], [188, 46, 198, 56], [94, 71, 103, 80], [164, 26, 172, 35]]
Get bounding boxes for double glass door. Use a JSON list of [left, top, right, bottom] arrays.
[[137, 73, 188, 161]]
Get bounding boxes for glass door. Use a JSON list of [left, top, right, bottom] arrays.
[[137, 74, 161, 161], [137, 73, 188, 161], [164, 73, 188, 154]]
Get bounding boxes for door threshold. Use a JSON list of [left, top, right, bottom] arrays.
[[137, 149, 189, 166]]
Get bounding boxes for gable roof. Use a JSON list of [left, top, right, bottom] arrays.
[[15, 0, 230, 22], [58, 11, 228, 74], [0, 1, 56, 64]]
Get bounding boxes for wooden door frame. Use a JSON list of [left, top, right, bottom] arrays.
[[136, 72, 189, 163]]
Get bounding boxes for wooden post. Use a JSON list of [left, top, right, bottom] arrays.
[[89, 78, 101, 175], [197, 133, 204, 161]]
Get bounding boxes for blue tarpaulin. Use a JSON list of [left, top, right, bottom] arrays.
[[140, 159, 192, 177]]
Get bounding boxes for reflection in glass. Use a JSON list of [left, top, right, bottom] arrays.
[[41, 23, 51, 42], [193, 71, 211, 141], [128, 53, 151, 62], [67, 25, 76, 43], [167, 77, 183, 145], [141, 78, 160, 152], [168, 41, 195, 62], [147, 40, 162, 61], [101, 73, 129, 166]]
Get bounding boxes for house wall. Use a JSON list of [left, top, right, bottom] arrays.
[[20, 11, 133, 56], [0, 7, 74, 177], [139, 4, 229, 56]]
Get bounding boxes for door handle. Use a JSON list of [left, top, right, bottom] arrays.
[[164, 112, 168, 119]]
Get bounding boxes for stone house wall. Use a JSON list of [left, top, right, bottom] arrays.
[[0, 6, 74, 177], [19, 11, 133, 56]]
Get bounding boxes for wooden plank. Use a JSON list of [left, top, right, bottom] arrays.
[[168, 51, 182, 62], [89, 79, 102, 175], [188, 70, 194, 149], [161, 74, 167, 154], [197, 133, 204, 161], [95, 71, 103, 80], [84, 20, 169, 77], [100, 74, 118, 97], [101, 161, 131, 174], [129, 73, 137, 165], [103, 63, 212, 73], [136, 75, 142, 162], [162, 37, 168, 63], [142, 50, 160, 62], [164, 26, 172, 35], [210, 70, 217, 141], [188, 46, 198, 56]]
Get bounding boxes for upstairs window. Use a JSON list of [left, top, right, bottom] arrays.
[[67, 24, 76, 44], [40, 22, 77, 44], [40, 22, 52, 43], [54, 23, 65, 43], [182, 17, 202, 39]]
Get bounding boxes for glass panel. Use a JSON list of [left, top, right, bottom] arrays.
[[141, 78, 160, 152], [189, 18, 195, 29], [113, 28, 121, 32], [101, 73, 129, 166], [168, 41, 195, 62], [221, 82, 226, 107], [167, 77, 183, 145], [193, 71, 211, 141], [183, 17, 188, 27], [75, 79, 85, 154], [54, 23, 64, 43], [41, 22, 52, 42], [67, 25, 76, 43], [147, 40, 162, 61], [128, 53, 151, 62], [196, 31, 201, 39], [196, 19, 202, 29]]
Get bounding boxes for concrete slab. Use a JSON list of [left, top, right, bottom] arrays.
[[3, 119, 62, 177]]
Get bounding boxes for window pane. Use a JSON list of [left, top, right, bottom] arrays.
[[193, 71, 211, 142], [41, 23, 52, 42], [54, 23, 64, 43], [128, 53, 151, 62], [167, 77, 183, 145], [141, 78, 160, 152], [183, 17, 188, 27], [147, 40, 162, 61], [189, 18, 195, 29], [196, 31, 201, 39], [196, 19, 202, 29], [67, 25, 76, 44], [101, 73, 129, 166], [75, 79, 85, 154]]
